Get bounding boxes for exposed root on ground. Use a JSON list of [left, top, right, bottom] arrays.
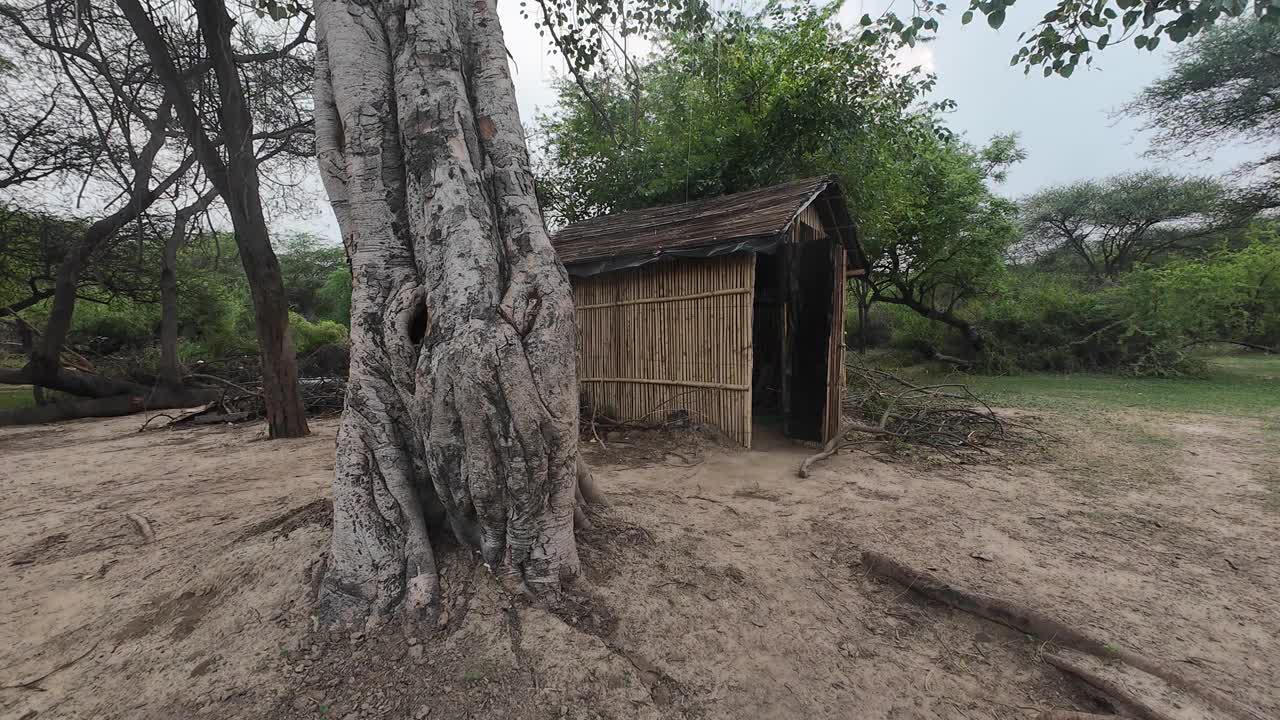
[[1043, 652, 1175, 720], [862, 550, 1265, 720]]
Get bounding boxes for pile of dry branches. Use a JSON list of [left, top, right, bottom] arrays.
[[142, 375, 346, 429], [798, 363, 1043, 477]]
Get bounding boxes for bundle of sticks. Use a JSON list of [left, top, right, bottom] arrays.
[[799, 363, 1042, 477]]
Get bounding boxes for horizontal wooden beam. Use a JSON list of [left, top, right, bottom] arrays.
[[575, 287, 751, 311], [579, 377, 750, 391]]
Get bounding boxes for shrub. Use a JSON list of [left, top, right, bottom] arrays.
[[289, 312, 349, 355]]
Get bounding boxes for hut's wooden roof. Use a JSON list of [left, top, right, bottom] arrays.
[[551, 176, 854, 271]]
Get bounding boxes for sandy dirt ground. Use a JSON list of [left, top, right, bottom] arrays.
[[1, 406, 1277, 720]]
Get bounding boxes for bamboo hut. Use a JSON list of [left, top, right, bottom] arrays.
[[551, 176, 866, 448]]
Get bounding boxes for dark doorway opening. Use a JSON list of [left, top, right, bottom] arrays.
[[784, 235, 834, 442]]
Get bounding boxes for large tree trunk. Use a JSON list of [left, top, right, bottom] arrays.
[[314, 0, 587, 624]]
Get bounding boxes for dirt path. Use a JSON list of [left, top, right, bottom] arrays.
[[1, 408, 1276, 719]]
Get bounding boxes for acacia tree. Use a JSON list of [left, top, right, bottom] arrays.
[[0, 0, 312, 427], [860, 128, 1023, 352], [114, 0, 313, 437], [1019, 172, 1226, 280], [1128, 17, 1280, 210]]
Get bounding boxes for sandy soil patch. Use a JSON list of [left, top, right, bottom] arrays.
[[1, 408, 1276, 720]]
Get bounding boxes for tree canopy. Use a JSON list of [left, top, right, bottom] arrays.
[[536, 1, 939, 224], [1019, 172, 1228, 279], [862, 1, 1280, 78], [1128, 17, 1280, 209]]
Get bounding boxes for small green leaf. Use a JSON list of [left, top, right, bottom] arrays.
[[961, 10, 973, 24], [1096, 33, 1109, 49], [1060, 64, 1074, 78], [859, 13, 873, 26], [987, 8, 1006, 29], [1134, 34, 1148, 49]]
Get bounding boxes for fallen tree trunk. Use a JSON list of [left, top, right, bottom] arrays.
[[861, 550, 1264, 720], [0, 385, 220, 426]]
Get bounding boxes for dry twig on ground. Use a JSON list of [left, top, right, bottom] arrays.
[[799, 363, 1044, 477]]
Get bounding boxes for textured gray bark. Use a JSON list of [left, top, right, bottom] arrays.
[[315, 0, 588, 625]]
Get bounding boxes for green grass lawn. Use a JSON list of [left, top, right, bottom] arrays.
[[940, 355, 1280, 419]]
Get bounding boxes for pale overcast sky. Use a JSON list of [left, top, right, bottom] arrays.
[[288, 1, 1260, 241]]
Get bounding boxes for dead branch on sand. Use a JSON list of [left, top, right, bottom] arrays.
[[860, 550, 1265, 720], [798, 365, 1044, 477]]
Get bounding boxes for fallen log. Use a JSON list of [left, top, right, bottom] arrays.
[[0, 386, 221, 426], [1043, 653, 1174, 720], [861, 550, 1264, 720]]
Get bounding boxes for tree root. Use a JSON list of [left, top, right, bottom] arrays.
[[1042, 653, 1175, 720], [573, 456, 607, 532], [125, 513, 155, 543], [576, 456, 608, 506], [799, 425, 889, 477], [1037, 711, 1130, 720], [861, 550, 1265, 720]]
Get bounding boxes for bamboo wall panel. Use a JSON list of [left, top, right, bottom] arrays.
[[573, 255, 755, 447]]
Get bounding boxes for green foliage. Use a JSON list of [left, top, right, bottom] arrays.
[[939, 234, 1280, 375], [1132, 18, 1280, 149], [854, 2, 1278, 78], [275, 234, 349, 323], [1129, 17, 1280, 211], [958, 0, 1280, 77], [860, 130, 1022, 323], [1117, 233, 1280, 349], [68, 297, 161, 346], [536, 0, 941, 223], [315, 266, 353, 326], [1019, 172, 1227, 279], [968, 270, 1198, 376], [538, 1, 1014, 347], [289, 312, 349, 355]]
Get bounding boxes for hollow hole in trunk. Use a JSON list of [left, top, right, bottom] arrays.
[[408, 300, 429, 346]]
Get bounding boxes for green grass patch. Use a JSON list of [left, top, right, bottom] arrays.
[[0, 386, 35, 411], [928, 355, 1280, 419]]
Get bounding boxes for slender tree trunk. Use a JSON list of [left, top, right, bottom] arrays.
[[160, 191, 217, 388], [117, 0, 309, 439], [193, 0, 309, 439], [314, 0, 588, 624], [159, 223, 183, 390]]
